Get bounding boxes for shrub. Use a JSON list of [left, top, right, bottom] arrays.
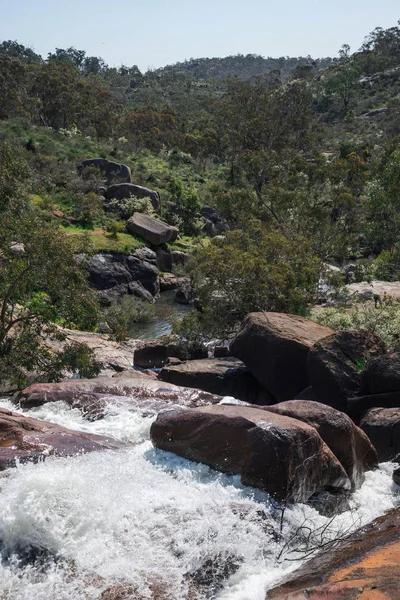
[[310, 297, 400, 348], [104, 296, 155, 341]]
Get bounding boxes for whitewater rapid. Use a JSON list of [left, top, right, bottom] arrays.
[[0, 397, 398, 600]]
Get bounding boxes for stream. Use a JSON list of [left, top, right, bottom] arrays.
[[130, 290, 193, 340], [0, 396, 398, 600]]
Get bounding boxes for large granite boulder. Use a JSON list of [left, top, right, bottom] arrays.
[[134, 336, 207, 369], [158, 357, 273, 405], [18, 376, 223, 420], [347, 391, 400, 421], [230, 313, 333, 401], [151, 405, 350, 503], [262, 400, 378, 489], [360, 407, 400, 461], [77, 158, 131, 183], [307, 330, 386, 411], [85, 249, 159, 297], [105, 183, 161, 213], [360, 352, 400, 394], [0, 407, 124, 470], [126, 213, 179, 246], [267, 508, 400, 600]]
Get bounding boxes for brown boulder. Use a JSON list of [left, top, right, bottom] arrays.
[[230, 312, 333, 401], [347, 391, 400, 421], [267, 508, 400, 600], [360, 352, 400, 394], [307, 330, 386, 411], [126, 213, 178, 246], [360, 407, 400, 461], [0, 407, 123, 470], [158, 357, 273, 405], [262, 400, 378, 489], [150, 404, 350, 503], [159, 273, 185, 292]]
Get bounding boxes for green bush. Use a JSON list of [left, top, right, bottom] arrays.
[[310, 297, 400, 348]]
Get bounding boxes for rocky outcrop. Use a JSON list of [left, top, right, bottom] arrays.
[[175, 279, 195, 304], [159, 273, 185, 292], [200, 206, 229, 238], [230, 313, 333, 402], [105, 183, 161, 213], [262, 400, 378, 489], [360, 407, 400, 461], [347, 391, 400, 420], [126, 213, 179, 246], [133, 335, 207, 369], [158, 357, 273, 405], [151, 404, 350, 503], [360, 353, 400, 394], [86, 249, 159, 298], [155, 248, 188, 273], [0, 407, 124, 470], [307, 330, 386, 411], [267, 508, 400, 600], [77, 158, 131, 183], [43, 328, 140, 376], [18, 376, 223, 420]]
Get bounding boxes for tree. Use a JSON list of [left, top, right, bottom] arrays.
[[0, 40, 42, 64], [0, 213, 100, 388], [0, 143, 29, 213], [179, 220, 319, 338]]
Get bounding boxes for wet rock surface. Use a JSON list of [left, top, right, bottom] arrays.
[[0, 407, 124, 470], [267, 508, 400, 600], [18, 376, 223, 420], [151, 404, 350, 503], [262, 400, 378, 489]]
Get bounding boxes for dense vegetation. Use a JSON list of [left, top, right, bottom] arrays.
[[1, 21, 400, 379]]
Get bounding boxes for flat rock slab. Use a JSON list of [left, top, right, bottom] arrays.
[[347, 280, 400, 299], [18, 376, 223, 420], [126, 213, 179, 246], [230, 312, 333, 401], [158, 357, 272, 405], [0, 407, 124, 470], [151, 404, 350, 503], [267, 508, 400, 599], [44, 328, 141, 375]]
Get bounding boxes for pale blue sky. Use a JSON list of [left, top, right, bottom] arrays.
[[0, 0, 399, 71]]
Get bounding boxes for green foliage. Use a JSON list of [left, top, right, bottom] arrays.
[[165, 176, 202, 236], [106, 195, 155, 220], [185, 220, 319, 338], [0, 143, 29, 212], [311, 297, 400, 348], [104, 296, 155, 341], [0, 213, 100, 388]]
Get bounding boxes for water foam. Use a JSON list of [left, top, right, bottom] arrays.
[[0, 398, 398, 599]]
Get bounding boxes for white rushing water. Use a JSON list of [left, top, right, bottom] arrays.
[[0, 397, 398, 600]]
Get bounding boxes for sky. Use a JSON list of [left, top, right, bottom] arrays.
[[0, 0, 399, 72]]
